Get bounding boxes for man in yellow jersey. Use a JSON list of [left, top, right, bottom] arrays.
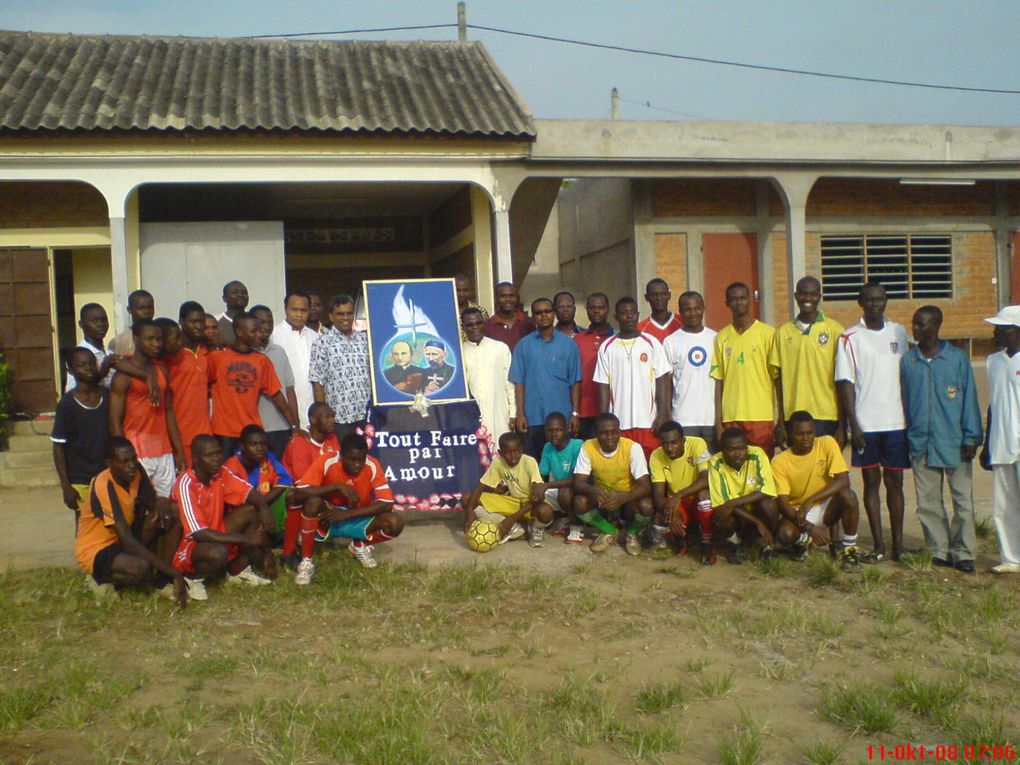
[[777, 276, 845, 446], [463, 430, 555, 547], [708, 427, 780, 564], [572, 412, 653, 555], [711, 282, 782, 457], [648, 421, 712, 560], [771, 411, 862, 570]]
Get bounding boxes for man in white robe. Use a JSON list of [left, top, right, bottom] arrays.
[[461, 307, 514, 448], [271, 292, 317, 429]]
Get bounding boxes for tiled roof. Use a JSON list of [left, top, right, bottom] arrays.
[[0, 30, 535, 138]]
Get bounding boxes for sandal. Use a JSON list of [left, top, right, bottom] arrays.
[[860, 551, 885, 564]]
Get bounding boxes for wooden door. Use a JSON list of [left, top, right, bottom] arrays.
[[702, 233, 760, 330], [0, 249, 57, 413]]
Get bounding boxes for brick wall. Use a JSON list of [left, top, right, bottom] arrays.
[[653, 233, 687, 292], [0, 182, 107, 228], [806, 179, 996, 218], [652, 179, 756, 217]]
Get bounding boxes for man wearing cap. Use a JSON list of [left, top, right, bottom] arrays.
[[423, 340, 455, 394], [900, 306, 982, 572], [982, 305, 1020, 574]]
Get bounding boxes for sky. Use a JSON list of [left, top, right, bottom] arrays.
[[2, 0, 1020, 126]]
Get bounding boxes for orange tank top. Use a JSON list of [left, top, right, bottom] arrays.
[[122, 367, 172, 458]]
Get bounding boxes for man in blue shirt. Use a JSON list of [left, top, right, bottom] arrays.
[[509, 298, 582, 458], [901, 306, 983, 572]]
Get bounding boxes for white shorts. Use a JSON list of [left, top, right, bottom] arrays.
[[544, 488, 565, 514], [140, 453, 176, 497], [804, 497, 833, 527]]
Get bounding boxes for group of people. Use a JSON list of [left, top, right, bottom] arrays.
[[56, 270, 1020, 607]]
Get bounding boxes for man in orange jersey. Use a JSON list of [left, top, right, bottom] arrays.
[[637, 278, 684, 343], [162, 302, 213, 466], [76, 437, 186, 605], [207, 312, 300, 456], [109, 319, 186, 498]]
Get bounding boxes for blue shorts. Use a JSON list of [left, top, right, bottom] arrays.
[[314, 513, 373, 543], [851, 429, 910, 470]]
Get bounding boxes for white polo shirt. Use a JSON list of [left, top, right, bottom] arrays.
[[834, 318, 908, 433], [662, 326, 717, 427]]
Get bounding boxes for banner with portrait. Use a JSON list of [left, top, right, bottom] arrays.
[[364, 278, 469, 406]]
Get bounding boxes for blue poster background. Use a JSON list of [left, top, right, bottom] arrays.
[[365, 400, 490, 511], [364, 279, 468, 406]]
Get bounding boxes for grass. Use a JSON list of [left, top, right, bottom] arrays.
[[717, 707, 767, 765], [820, 681, 897, 734], [699, 670, 736, 699], [635, 679, 690, 714], [796, 737, 847, 765], [891, 670, 967, 721]]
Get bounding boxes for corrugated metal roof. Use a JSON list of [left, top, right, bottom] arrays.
[[0, 30, 535, 138]]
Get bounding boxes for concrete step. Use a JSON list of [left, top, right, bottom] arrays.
[[0, 465, 59, 488], [1, 449, 53, 470], [7, 434, 51, 453], [9, 419, 54, 437]]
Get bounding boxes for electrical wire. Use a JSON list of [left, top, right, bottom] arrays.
[[246, 24, 456, 40]]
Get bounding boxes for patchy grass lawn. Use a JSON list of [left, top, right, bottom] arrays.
[[1, 539, 1018, 765]]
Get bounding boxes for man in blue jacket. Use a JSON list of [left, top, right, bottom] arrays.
[[901, 306, 983, 572]]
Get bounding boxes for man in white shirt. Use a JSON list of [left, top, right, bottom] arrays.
[[982, 305, 1020, 574], [67, 303, 118, 392], [271, 292, 317, 430], [461, 307, 514, 448], [595, 296, 671, 461], [663, 290, 718, 452], [835, 282, 909, 562]]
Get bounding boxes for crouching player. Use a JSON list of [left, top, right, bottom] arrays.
[[707, 427, 780, 564], [76, 437, 187, 605], [648, 421, 711, 558], [171, 435, 276, 601], [537, 412, 584, 543], [463, 431, 554, 547], [572, 412, 653, 555], [771, 411, 863, 570], [224, 424, 294, 535], [290, 433, 403, 580]]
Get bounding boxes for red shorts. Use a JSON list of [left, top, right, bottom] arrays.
[[664, 495, 698, 527], [621, 427, 658, 460], [172, 537, 239, 574], [723, 420, 775, 458]]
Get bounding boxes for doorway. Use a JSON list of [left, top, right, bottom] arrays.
[[702, 233, 760, 329]]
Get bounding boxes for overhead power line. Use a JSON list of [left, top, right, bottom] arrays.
[[245, 21, 1020, 96]]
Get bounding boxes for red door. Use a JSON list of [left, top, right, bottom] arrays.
[[0, 249, 57, 413], [702, 233, 760, 330]]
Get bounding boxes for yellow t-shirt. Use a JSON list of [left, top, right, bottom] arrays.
[[710, 320, 779, 423], [578, 437, 642, 492], [770, 435, 847, 508], [777, 314, 844, 422], [479, 454, 543, 500], [649, 437, 710, 494], [707, 445, 777, 507]]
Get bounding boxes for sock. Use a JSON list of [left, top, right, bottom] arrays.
[[697, 501, 713, 543], [653, 524, 669, 535], [579, 509, 618, 536], [842, 533, 858, 550], [299, 514, 320, 559], [626, 513, 651, 536], [796, 532, 810, 546], [532, 516, 552, 529], [360, 529, 395, 547], [282, 509, 301, 556]]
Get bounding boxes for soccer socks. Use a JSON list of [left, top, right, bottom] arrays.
[[357, 529, 395, 547], [842, 533, 858, 550], [696, 500, 713, 542], [282, 508, 301, 557], [579, 509, 618, 536], [299, 514, 319, 559], [626, 513, 651, 536]]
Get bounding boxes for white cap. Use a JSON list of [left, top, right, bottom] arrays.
[[984, 305, 1020, 327]]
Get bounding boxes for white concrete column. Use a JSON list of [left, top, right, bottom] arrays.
[[772, 174, 817, 319], [109, 216, 131, 334], [493, 207, 513, 284]]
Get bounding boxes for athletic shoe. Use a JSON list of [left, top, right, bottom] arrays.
[[85, 575, 118, 601], [566, 525, 585, 545], [349, 541, 378, 568], [954, 560, 975, 574], [624, 534, 641, 556], [227, 566, 273, 587], [590, 533, 617, 554], [185, 577, 208, 601], [726, 545, 744, 565], [933, 556, 953, 568], [760, 545, 774, 563], [295, 558, 315, 585], [528, 525, 546, 548], [991, 562, 1020, 574], [791, 542, 809, 563], [497, 522, 526, 545], [549, 517, 569, 536], [280, 551, 302, 572], [155, 583, 177, 601], [645, 526, 668, 551], [700, 542, 717, 565], [840, 546, 863, 573]]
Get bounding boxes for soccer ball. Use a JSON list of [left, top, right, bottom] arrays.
[[466, 518, 501, 552]]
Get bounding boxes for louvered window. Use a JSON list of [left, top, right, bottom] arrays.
[[820, 234, 953, 300]]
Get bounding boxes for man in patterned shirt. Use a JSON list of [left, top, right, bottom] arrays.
[[309, 294, 371, 443]]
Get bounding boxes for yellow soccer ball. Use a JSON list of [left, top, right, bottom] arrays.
[[466, 518, 501, 553]]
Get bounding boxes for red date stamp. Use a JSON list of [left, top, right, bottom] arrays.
[[867, 744, 1017, 761]]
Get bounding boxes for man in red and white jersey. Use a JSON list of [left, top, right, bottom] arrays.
[[637, 278, 684, 343]]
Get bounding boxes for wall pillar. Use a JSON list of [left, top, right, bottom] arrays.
[[493, 207, 513, 284], [109, 216, 130, 334], [772, 174, 817, 319]]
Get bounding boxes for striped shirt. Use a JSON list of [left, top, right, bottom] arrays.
[[172, 467, 253, 538]]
